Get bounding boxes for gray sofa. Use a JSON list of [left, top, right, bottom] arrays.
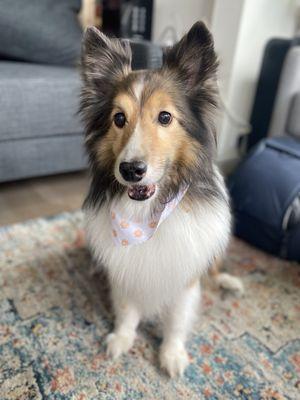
[[0, 0, 162, 183], [0, 62, 84, 182]]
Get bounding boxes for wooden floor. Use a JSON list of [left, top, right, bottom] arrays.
[[0, 172, 89, 226]]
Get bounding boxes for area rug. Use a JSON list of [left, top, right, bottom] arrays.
[[0, 211, 299, 400]]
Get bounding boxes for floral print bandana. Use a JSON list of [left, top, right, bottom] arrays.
[[110, 187, 188, 246]]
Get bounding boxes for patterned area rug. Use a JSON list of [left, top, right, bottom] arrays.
[[0, 211, 299, 400]]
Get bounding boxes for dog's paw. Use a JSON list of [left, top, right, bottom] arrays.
[[106, 332, 135, 360], [160, 342, 189, 378], [215, 273, 244, 295]]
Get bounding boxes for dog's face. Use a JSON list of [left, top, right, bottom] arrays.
[[80, 22, 219, 205]]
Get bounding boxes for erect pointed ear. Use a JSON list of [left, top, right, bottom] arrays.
[[163, 21, 218, 89], [81, 26, 132, 85], [80, 27, 132, 135]]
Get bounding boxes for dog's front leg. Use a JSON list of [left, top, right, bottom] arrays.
[[106, 288, 140, 360], [160, 281, 200, 378]]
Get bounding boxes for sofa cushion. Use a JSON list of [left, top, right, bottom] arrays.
[[0, 0, 82, 66], [0, 62, 83, 141], [0, 134, 86, 182], [286, 93, 300, 139]]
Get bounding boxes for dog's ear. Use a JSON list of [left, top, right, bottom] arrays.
[[80, 28, 132, 135], [81, 26, 132, 84], [163, 21, 218, 90]]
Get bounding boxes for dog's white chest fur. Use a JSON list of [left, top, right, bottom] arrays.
[[85, 186, 231, 317]]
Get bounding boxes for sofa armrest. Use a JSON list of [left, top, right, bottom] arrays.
[[129, 40, 163, 70]]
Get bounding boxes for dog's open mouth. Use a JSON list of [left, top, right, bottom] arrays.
[[128, 184, 156, 201]]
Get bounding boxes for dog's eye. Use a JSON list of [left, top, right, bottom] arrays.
[[114, 112, 126, 128], [158, 111, 172, 126]]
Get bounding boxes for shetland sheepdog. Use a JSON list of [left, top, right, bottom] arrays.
[[80, 22, 242, 377]]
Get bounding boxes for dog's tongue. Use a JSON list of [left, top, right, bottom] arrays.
[[128, 184, 156, 201]]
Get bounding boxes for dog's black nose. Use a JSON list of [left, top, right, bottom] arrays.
[[119, 161, 147, 182]]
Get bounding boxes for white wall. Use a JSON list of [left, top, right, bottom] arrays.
[[152, 0, 214, 45], [212, 0, 298, 162]]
